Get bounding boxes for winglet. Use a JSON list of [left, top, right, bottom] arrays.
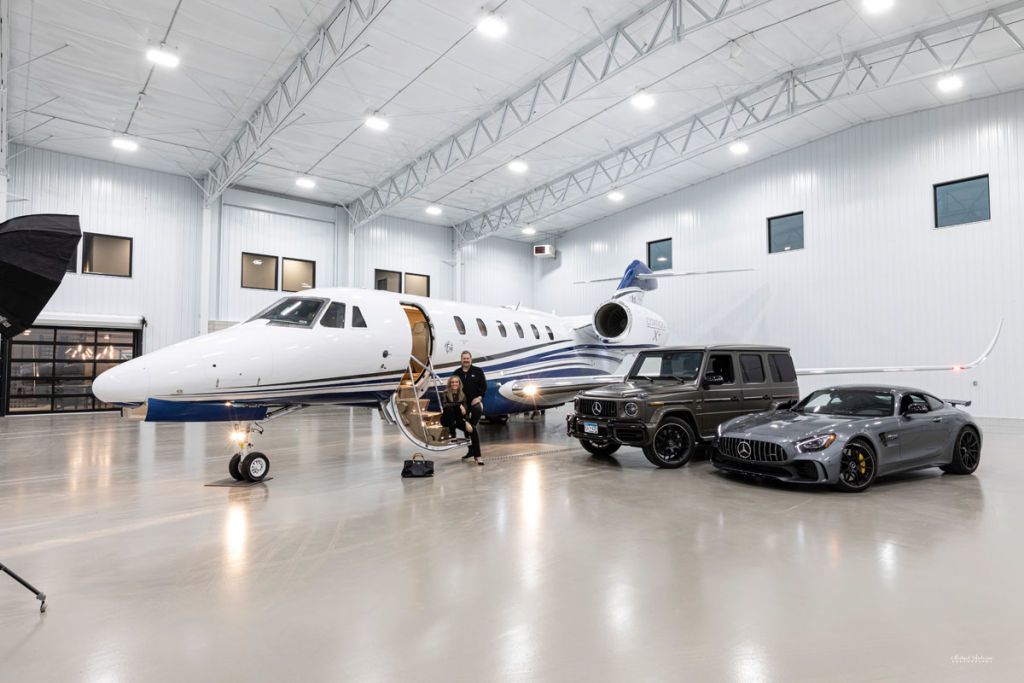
[[960, 318, 1003, 370], [616, 259, 657, 292]]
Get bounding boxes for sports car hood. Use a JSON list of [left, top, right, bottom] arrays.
[[723, 411, 859, 441]]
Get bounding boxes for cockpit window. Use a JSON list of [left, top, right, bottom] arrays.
[[352, 306, 367, 328], [320, 302, 345, 329], [249, 298, 325, 327]]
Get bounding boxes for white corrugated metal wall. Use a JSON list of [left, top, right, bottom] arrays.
[[535, 90, 1024, 418], [6, 146, 204, 352], [354, 216, 455, 299], [459, 237, 535, 308]]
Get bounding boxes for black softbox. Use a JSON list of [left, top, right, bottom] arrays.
[[0, 214, 82, 339]]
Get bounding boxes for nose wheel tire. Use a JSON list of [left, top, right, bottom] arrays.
[[834, 441, 876, 492], [228, 453, 244, 481], [942, 427, 981, 474], [241, 452, 270, 482], [642, 417, 696, 469], [580, 439, 621, 457]]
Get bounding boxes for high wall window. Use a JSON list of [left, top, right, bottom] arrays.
[[282, 257, 315, 292], [5, 326, 139, 414], [405, 273, 430, 297], [934, 175, 990, 228], [83, 233, 132, 277], [768, 212, 804, 253], [242, 252, 277, 290], [647, 238, 672, 271], [374, 269, 401, 293]]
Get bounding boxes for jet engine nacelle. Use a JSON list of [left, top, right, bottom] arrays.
[[592, 299, 668, 346]]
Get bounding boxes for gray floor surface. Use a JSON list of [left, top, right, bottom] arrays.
[[1, 406, 1021, 681]]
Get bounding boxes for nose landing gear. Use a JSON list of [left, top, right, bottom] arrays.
[[228, 422, 270, 482]]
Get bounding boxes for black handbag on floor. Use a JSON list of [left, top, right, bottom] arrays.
[[401, 453, 434, 478]]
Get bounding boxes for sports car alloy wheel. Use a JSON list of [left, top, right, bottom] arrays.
[[943, 427, 981, 474], [642, 417, 695, 469], [835, 441, 876, 492]]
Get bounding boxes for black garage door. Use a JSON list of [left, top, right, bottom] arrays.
[[2, 326, 141, 415]]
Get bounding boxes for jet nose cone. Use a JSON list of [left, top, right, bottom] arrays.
[[93, 361, 149, 405]]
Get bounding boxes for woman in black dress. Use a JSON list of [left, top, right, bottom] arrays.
[[440, 375, 483, 465]]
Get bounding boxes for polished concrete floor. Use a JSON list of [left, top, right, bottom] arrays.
[[1, 406, 1022, 682]]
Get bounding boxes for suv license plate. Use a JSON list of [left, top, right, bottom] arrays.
[[584, 422, 599, 434]]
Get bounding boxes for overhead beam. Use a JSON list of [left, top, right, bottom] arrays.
[[345, 0, 775, 228], [202, 0, 386, 205], [455, 0, 1024, 242]]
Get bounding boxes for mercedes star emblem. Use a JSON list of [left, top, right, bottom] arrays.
[[592, 402, 602, 416], [737, 440, 752, 459]]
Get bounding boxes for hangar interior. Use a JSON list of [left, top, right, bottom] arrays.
[[2, 0, 1023, 679]]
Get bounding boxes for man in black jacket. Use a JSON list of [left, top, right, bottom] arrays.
[[452, 350, 486, 463]]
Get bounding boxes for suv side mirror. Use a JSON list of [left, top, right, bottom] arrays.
[[904, 403, 928, 416], [703, 374, 725, 387]]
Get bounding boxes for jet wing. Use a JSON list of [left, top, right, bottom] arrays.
[[796, 321, 1002, 376]]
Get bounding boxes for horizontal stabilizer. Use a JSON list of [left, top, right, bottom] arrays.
[[144, 398, 268, 423], [575, 267, 753, 285]]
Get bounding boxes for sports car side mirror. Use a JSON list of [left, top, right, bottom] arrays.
[[903, 403, 928, 416], [703, 374, 725, 387]]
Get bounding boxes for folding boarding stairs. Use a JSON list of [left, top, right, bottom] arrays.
[[382, 356, 471, 452]]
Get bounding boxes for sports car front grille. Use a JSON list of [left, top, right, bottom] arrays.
[[717, 436, 787, 462], [579, 399, 616, 418]]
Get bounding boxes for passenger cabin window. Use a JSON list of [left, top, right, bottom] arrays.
[[530, 324, 539, 339], [768, 354, 797, 382], [454, 316, 466, 335], [514, 322, 524, 338], [477, 318, 488, 336], [249, 298, 325, 327], [706, 354, 735, 384], [545, 325, 554, 340], [497, 321, 507, 338], [320, 302, 346, 328], [739, 354, 765, 383], [352, 306, 367, 328]]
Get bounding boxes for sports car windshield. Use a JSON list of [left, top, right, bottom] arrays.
[[248, 298, 326, 327], [794, 389, 894, 417], [628, 351, 704, 382]]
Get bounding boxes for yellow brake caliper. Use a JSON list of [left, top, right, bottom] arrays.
[[858, 453, 866, 475]]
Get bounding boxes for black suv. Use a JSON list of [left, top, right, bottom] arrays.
[[566, 345, 799, 468]]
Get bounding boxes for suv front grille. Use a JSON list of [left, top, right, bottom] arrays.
[[717, 436, 787, 462], [579, 398, 617, 418]]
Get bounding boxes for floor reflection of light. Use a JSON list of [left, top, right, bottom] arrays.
[[519, 461, 542, 590], [733, 641, 768, 683], [605, 580, 634, 638], [225, 504, 248, 575], [878, 541, 896, 584], [830, 535, 841, 569]]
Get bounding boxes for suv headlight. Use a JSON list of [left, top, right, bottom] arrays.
[[796, 433, 836, 453], [624, 401, 639, 417]]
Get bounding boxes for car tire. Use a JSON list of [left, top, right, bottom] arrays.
[[580, 439, 620, 457], [642, 417, 696, 469], [833, 440, 877, 492], [941, 427, 981, 475]]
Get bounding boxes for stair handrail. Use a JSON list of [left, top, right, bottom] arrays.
[[404, 355, 451, 439]]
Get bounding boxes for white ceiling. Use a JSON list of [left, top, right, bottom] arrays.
[[9, 0, 1024, 241]]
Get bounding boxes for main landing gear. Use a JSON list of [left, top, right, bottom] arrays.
[[228, 422, 270, 483]]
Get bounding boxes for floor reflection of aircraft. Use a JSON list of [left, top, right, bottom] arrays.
[[93, 260, 670, 481]]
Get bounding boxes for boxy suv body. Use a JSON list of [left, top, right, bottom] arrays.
[[566, 345, 799, 468]]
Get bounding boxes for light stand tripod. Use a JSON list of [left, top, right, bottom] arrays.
[[0, 561, 47, 613]]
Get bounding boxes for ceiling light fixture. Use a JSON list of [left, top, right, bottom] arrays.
[[507, 159, 529, 174], [425, 205, 443, 216], [146, 47, 180, 68], [111, 137, 139, 152], [630, 91, 655, 111], [729, 141, 750, 155], [522, 226, 536, 235], [937, 74, 963, 93], [862, 0, 894, 14], [295, 177, 316, 189], [364, 114, 389, 131], [477, 14, 508, 39], [607, 190, 625, 202]]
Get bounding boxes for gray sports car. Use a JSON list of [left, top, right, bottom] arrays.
[[711, 385, 982, 492]]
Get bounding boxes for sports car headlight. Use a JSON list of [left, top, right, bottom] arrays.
[[624, 401, 639, 417], [796, 433, 836, 453]]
